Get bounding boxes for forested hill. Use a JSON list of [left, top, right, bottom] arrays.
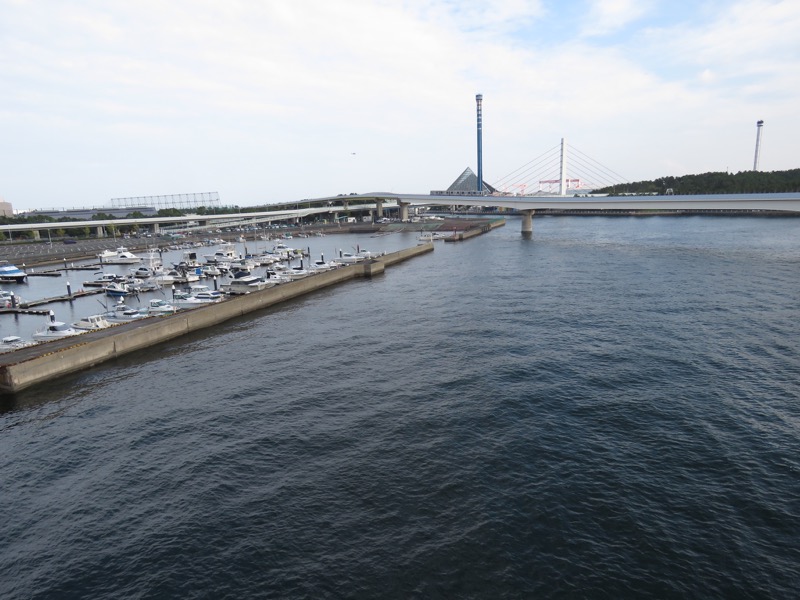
[[593, 169, 800, 195]]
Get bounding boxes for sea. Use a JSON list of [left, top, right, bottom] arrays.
[[1, 215, 799, 599]]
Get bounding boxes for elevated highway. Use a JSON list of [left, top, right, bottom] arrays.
[[4, 192, 800, 240]]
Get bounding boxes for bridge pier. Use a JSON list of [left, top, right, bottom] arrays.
[[96, 225, 105, 238], [399, 201, 409, 222], [376, 199, 383, 219], [521, 209, 534, 238]]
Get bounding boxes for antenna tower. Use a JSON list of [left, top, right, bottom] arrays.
[[753, 120, 764, 171]]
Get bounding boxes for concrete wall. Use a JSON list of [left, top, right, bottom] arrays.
[[0, 244, 434, 393]]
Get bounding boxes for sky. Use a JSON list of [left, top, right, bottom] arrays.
[[1, 0, 798, 211]]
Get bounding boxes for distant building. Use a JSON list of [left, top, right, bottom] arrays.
[[0, 198, 12, 217], [431, 167, 497, 196]]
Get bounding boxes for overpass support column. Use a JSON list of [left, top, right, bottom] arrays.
[[399, 201, 409, 222], [375, 200, 384, 219], [32, 230, 41, 240], [521, 209, 534, 238], [153, 223, 160, 234], [96, 226, 105, 238]]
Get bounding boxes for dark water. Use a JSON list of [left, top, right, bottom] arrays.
[[2, 217, 799, 599]]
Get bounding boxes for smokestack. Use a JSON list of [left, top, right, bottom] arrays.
[[476, 94, 483, 193], [753, 120, 764, 171]]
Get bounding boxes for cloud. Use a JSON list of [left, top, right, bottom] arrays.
[[0, 0, 798, 209], [581, 0, 654, 37]]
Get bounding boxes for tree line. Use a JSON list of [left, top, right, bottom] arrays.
[[593, 169, 800, 195]]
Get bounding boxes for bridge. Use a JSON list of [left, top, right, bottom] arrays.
[[4, 193, 800, 241], [343, 191, 800, 236]]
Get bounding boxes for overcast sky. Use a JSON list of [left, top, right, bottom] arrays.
[[1, 0, 797, 211]]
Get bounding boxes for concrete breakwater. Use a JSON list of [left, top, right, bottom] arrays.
[[0, 243, 433, 394]]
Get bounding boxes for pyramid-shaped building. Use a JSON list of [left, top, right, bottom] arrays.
[[431, 167, 496, 196]]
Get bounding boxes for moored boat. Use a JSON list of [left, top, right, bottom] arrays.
[[0, 335, 38, 352], [33, 311, 83, 340], [143, 298, 177, 316], [220, 275, 276, 295], [0, 261, 28, 283], [72, 314, 112, 331]]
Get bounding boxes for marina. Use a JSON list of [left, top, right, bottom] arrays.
[[0, 235, 436, 393]]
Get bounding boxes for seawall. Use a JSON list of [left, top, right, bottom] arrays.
[[0, 244, 433, 394]]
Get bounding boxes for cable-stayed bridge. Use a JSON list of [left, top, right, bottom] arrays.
[[491, 139, 627, 196]]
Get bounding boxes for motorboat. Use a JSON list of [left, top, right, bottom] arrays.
[[334, 251, 365, 264], [0, 289, 23, 307], [220, 275, 276, 295], [143, 299, 177, 316], [170, 284, 223, 308], [186, 284, 223, 302], [311, 254, 338, 272], [104, 281, 131, 297], [97, 246, 141, 264], [103, 298, 147, 322], [130, 265, 155, 278], [0, 336, 38, 352], [83, 272, 125, 287], [201, 264, 224, 277], [285, 264, 311, 280], [0, 261, 27, 283], [204, 243, 237, 264], [96, 248, 119, 260], [72, 314, 112, 331], [418, 232, 449, 242], [33, 312, 83, 340]]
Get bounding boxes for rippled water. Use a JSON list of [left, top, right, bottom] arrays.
[[2, 216, 799, 598]]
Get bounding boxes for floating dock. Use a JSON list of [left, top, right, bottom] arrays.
[[0, 244, 433, 394]]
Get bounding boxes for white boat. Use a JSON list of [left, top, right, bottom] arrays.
[[310, 254, 338, 272], [334, 251, 365, 264], [84, 272, 125, 287], [0, 261, 27, 283], [284, 265, 310, 280], [143, 298, 177, 316], [72, 314, 112, 331], [187, 284, 224, 302], [418, 232, 449, 242], [204, 243, 237, 264], [103, 299, 147, 322], [0, 289, 23, 307], [170, 284, 223, 308], [97, 246, 141, 264], [0, 336, 38, 352], [96, 248, 119, 260], [220, 275, 276, 295], [201, 264, 224, 277], [171, 291, 207, 308], [33, 312, 83, 340], [104, 281, 131, 297]]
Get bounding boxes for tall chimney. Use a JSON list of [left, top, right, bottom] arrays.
[[476, 94, 483, 193], [753, 120, 764, 171]]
